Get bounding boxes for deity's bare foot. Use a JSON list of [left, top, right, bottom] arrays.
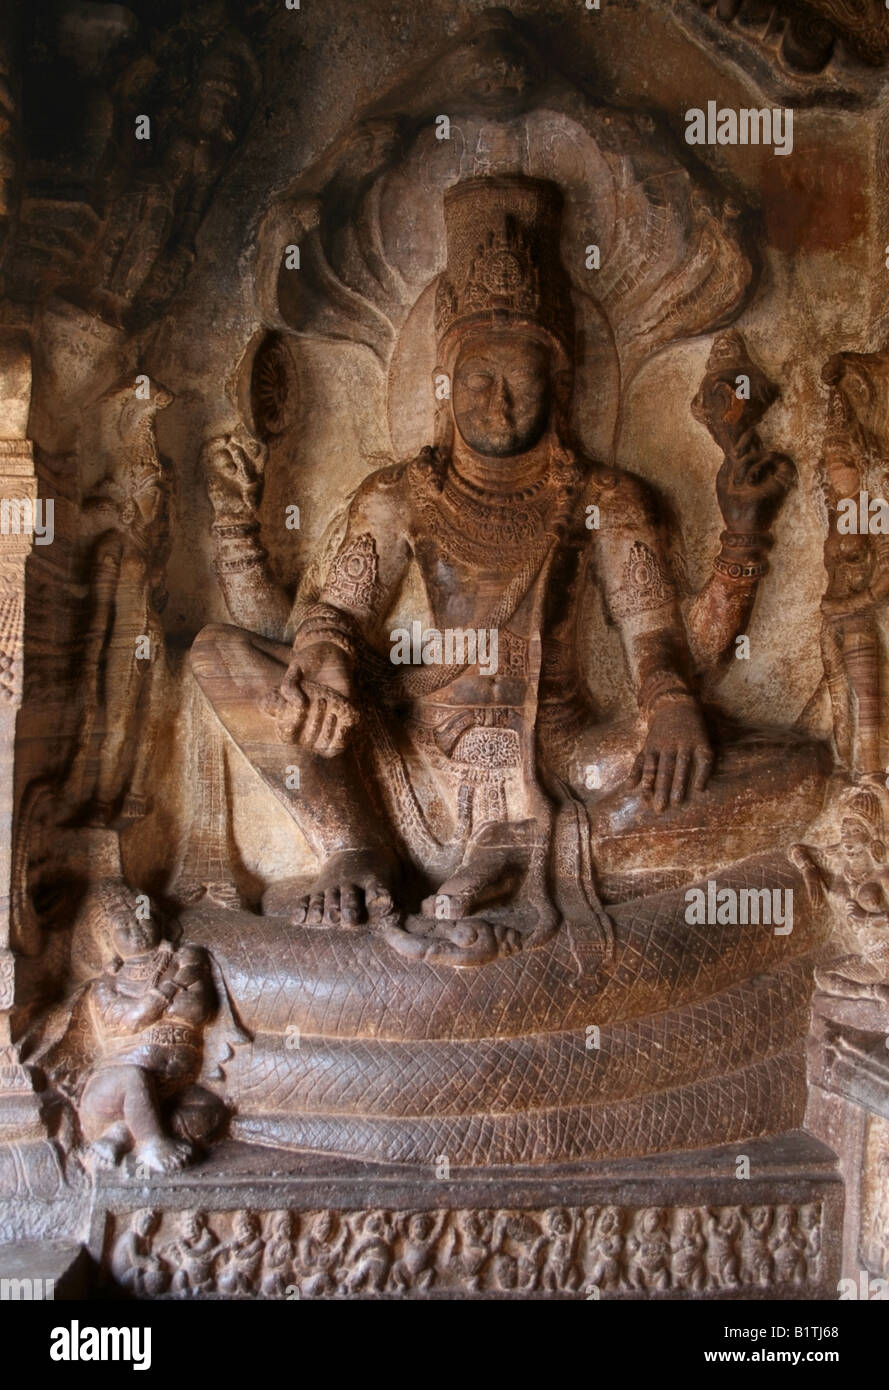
[[392, 821, 558, 964], [290, 849, 401, 929], [87, 1125, 130, 1170], [381, 916, 521, 968], [133, 1135, 193, 1174], [419, 822, 539, 922]]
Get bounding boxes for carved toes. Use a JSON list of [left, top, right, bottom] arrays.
[[134, 1137, 194, 1175]]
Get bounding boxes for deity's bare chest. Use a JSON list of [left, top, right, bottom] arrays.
[[409, 462, 570, 615]]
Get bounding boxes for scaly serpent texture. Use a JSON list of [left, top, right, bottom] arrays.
[[187, 852, 826, 1164], [232, 963, 812, 1116], [185, 853, 823, 1041], [232, 1051, 807, 1166]]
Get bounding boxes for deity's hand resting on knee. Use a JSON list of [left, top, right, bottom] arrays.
[[634, 693, 713, 813], [264, 636, 361, 756]]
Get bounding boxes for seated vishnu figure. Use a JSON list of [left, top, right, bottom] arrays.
[[192, 176, 827, 965]]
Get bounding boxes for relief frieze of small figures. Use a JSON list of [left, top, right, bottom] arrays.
[[108, 1202, 823, 1299]]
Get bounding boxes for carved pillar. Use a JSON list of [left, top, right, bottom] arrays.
[[0, 329, 40, 1142], [807, 1001, 889, 1287], [0, 4, 18, 282], [869, 101, 889, 344]]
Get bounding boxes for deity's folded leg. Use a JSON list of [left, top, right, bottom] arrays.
[[541, 712, 830, 882], [189, 622, 393, 862]]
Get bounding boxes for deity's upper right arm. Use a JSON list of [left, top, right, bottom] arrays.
[[317, 463, 411, 626]]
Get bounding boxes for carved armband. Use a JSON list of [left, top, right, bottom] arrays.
[[290, 532, 382, 661], [324, 532, 381, 617], [607, 540, 676, 622]]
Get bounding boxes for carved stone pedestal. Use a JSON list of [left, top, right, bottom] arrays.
[[90, 1132, 842, 1300], [807, 998, 889, 1286], [183, 857, 827, 1169]]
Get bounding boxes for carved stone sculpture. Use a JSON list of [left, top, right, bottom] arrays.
[[187, 169, 828, 1168], [63, 375, 173, 825], [4, 0, 889, 1309], [203, 424, 291, 642], [196, 177, 821, 943], [37, 881, 227, 1174], [110, 1208, 167, 1297], [687, 330, 796, 679], [100, 1198, 828, 1299], [68, 34, 259, 333], [792, 787, 889, 1004]]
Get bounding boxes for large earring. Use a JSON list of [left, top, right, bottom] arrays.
[[433, 367, 454, 453]]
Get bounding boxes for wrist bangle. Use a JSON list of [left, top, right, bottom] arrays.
[[719, 531, 772, 551], [216, 553, 263, 574], [650, 690, 695, 711], [714, 554, 769, 580], [292, 627, 358, 661], [639, 669, 692, 714], [213, 520, 260, 538]]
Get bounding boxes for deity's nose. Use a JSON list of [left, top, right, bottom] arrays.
[[491, 374, 513, 416]]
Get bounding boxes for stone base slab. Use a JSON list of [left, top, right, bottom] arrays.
[[0, 1240, 92, 1299], [806, 997, 889, 1282], [89, 1130, 843, 1299]]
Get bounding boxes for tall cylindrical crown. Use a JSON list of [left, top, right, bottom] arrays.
[[434, 175, 575, 367]]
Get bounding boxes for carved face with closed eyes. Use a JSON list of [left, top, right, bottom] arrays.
[[451, 328, 552, 458]]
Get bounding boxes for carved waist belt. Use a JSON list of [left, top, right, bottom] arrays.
[[106, 1023, 200, 1053], [450, 726, 521, 770], [416, 705, 521, 757]]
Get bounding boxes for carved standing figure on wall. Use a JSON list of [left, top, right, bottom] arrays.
[[64, 374, 173, 825], [81, 35, 259, 332], [705, 1207, 741, 1290], [670, 1208, 707, 1292], [739, 1206, 773, 1288], [791, 786, 889, 1003], [626, 1207, 671, 1291], [389, 1211, 445, 1292], [261, 1211, 298, 1298], [814, 348, 889, 781], [584, 1206, 623, 1292]]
